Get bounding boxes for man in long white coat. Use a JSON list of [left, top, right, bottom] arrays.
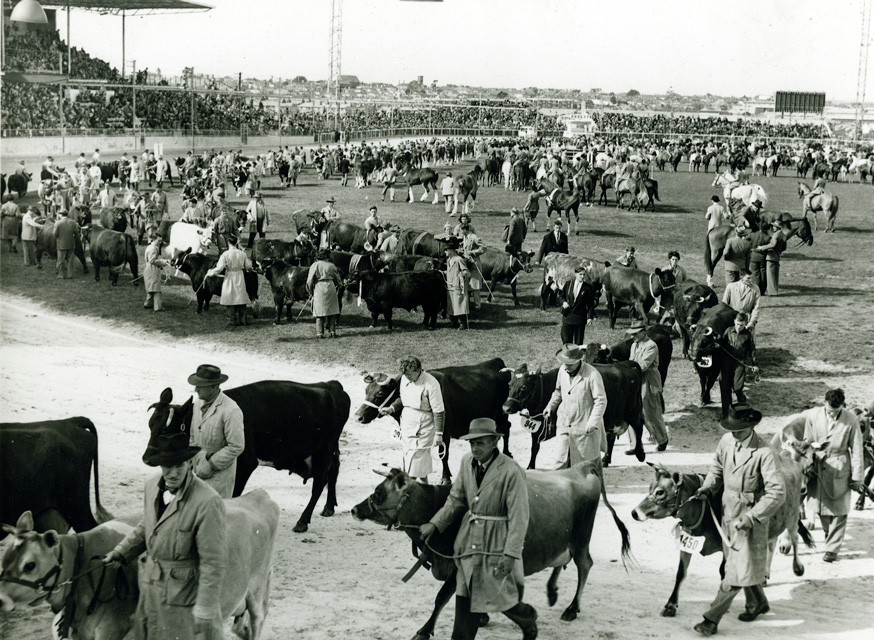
[[143, 234, 170, 311], [444, 240, 470, 329], [306, 248, 342, 338], [780, 388, 864, 562], [628, 321, 668, 451], [543, 343, 608, 467], [206, 235, 252, 326]]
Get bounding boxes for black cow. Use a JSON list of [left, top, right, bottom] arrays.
[[277, 157, 290, 187], [352, 463, 631, 636], [97, 161, 119, 184], [148, 381, 350, 533], [99, 206, 128, 232], [348, 270, 444, 330], [35, 219, 89, 274], [476, 247, 534, 307], [264, 259, 310, 324], [253, 237, 314, 269], [662, 280, 718, 357], [327, 249, 388, 278], [355, 358, 513, 482], [90, 224, 139, 286], [589, 324, 674, 387], [688, 303, 739, 417], [7, 172, 30, 198], [314, 220, 378, 253], [173, 249, 260, 315], [0, 418, 111, 536], [601, 265, 676, 329], [502, 361, 646, 468], [396, 229, 452, 258]]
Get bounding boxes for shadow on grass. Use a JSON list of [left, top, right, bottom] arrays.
[[782, 253, 843, 262], [840, 226, 874, 234], [780, 284, 868, 296], [757, 346, 796, 370], [587, 229, 634, 239], [651, 205, 692, 214]]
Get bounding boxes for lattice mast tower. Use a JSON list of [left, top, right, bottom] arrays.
[[328, 0, 344, 129], [856, 0, 872, 143]]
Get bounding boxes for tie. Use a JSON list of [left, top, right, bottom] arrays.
[[555, 232, 560, 243], [475, 463, 487, 486]]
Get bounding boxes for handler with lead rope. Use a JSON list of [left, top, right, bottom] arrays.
[[379, 356, 446, 484], [419, 418, 538, 640]]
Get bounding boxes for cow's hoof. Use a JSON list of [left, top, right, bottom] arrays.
[[477, 614, 490, 627], [662, 604, 678, 617], [855, 500, 865, 511], [547, 588, 558, 606], [111, 281, 117, 287], [320, 507, 335, 518], [292, 521, 309, 533], [560, 607, 578, 622], [575, 230, 580, 236]]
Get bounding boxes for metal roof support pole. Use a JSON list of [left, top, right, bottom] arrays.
[[121, 9, 125, 79], [66, 1, 70, 75]]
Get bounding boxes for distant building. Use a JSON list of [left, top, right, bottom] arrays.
[[339, 75, 360, 89]]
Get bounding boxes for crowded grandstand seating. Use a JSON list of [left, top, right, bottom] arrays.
[[598, 112, 829, 140]]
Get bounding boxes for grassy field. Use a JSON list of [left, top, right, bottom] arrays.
[[2, 152, 873, 421]]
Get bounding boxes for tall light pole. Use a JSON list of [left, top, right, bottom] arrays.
[[856, 0, 872, 145], [328, 0, 343, 132]]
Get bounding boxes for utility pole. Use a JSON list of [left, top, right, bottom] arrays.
[[328, 0, 343, 131], [856, 0, 872, 146]]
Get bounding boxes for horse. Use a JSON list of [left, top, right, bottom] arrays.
[[513, 161, 536, 191], [688, 151, 702, 173], [848, 156, 871, 183], [765, 153, 782, 177], [397, 160, 439, 204], [712, 172, 768, 213], [795, 155, 812, 179], [452, 165, 483, 216], [598, 172, 616, 206], [751, 155, 767, 177], [798, 181, 839, 233], [704, 214, 813, 285], [354, 156, 378, 189], [615, 173, 645, 211], [570, 167, 599, 207], [728, 150, 748, 173], [537, 177, 582, 235]]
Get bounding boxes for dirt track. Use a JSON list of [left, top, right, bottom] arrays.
[[1, 294, 873, 639]]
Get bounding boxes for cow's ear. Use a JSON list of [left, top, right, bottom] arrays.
[[671, 473, 683, 487], [361, 370, 374, 383], [42, 530, 60, 548], [394, 473, 407, 490], [15, 511, 34, 533], [654, 268, 662, 276], [533, 365, 541, 376], [604, 261, 611, 267], [160, 387, 173, 404], [528, 251, 535, 258]]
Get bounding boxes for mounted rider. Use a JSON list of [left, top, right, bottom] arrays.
[[803, 176, 827, 212]]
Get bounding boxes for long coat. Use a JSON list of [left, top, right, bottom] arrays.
[[546, 362, 608, 464], [630, 338, 665, 431], [53, 216, 80, 251], [430, 452, 529, 613], [209, 246, 252, 306], [446, 253, 470, 316], [114, 472, 226, 639], [1, 201, 21, 240], [189, 392, 246, 498], [782, 407, 864, 516], [701, 431, 786, 586], [306, 259, 342, 317], [143, 241, 167, 293]]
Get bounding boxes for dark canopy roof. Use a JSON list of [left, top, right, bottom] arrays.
[[39, 0, 211, 15]]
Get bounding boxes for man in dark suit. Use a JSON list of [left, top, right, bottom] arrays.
[[534, 218, 569, 265], [53, 210, 80, 279], [552, 265, 595, 345]]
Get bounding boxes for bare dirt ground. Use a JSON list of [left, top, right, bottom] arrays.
[[1, 294, 873, 640]]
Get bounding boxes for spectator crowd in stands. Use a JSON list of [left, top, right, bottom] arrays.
[[598, 112, 829, 140]]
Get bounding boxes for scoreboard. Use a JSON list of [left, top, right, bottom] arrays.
[[775, 91, 826, 115]]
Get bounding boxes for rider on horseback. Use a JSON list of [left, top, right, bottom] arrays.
[[803, 176, 827, 212]]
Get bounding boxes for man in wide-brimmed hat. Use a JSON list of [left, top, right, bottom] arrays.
[[627, 320, 669, 452], [419, 418, 538, 640], [542, 343, 608, 467], [187, 364, 245, 497], [691, 403, 786, 637], [104, 390, 227, 640]]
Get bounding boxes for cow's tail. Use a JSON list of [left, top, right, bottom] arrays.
[[82, 418, 113, 524], [703, 232, 713, 276], [598, 466, 634, 570], [797, 519, 815, 549]]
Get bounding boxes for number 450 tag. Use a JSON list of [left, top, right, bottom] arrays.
[[672, 522, 705, 554]]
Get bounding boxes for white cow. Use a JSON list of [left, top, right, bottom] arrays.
[[163, 221, 215, 260]]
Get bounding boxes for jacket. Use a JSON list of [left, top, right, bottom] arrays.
[[143, 241, 168, 293], [53, 216, 80, 251], [537, 230, 568, 262], [556, 279, 594, 326], [507, 215, 526, 246], [114, 472, 226, 637], [430, 452, 529, 613], [307, 259, 342, 317], [782, 407, 863, 516], [546, 363, 608, 462], [722, 327, 755, 366], [722, 281, 761, 324], [701, 431, 785, 586], [724, 234, 751, 271], [208, 246, 252, 306], [189, 392, 245, 498]]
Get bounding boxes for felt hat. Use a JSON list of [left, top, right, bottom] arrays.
[[326, 197, 336, 203], [187, 364, 228, 387], [213, 188, 225, 199], [626, 320, 647, 334], [555, 343, 586, 365], [460, 417, 500, 441], [719, 403, 763, 431]]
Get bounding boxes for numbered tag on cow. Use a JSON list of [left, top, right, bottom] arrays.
[[672, 522, 705, 554]]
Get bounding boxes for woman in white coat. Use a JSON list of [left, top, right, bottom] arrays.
[[207, 236, 252, 326]]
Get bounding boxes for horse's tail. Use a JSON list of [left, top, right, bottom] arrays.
[[704, 231, 713, 276], [832, 195, 839, 216], [798, 519, 815, 549]]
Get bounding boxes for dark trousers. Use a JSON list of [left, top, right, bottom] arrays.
[[750, 259, 766, 295], [703, 582, 768, 624], [561, 322, 585, 345], [732, 364, 747, 402], [452, 594, 537, 640]]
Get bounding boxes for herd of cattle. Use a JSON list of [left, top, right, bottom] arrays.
[[3, 138, 873, 639]]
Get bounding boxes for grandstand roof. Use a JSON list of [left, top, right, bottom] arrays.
[[39, 0, 211, 16]]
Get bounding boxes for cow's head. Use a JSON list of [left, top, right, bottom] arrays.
[[148, 387, 193, 439], [0, 511, 62, 611], [679, 285, 717, 327], [631, 463, 702, 522], [351, 468, 424, 528], [584, 343, 611, 365], [687, 311, 731, 366], [502, 363, 542, 415], [355, 372, 400, 423]]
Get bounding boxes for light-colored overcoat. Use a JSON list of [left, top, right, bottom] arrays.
[[114, 472, 226, 639], [209, 246, 251, 306], [306, 259, 342, 317], [701, 431, 786, 586], [546, 363, 608, 464], [446, 254, 470, 316], [782, 406, 864, 516], [430, 452, 528, 613], [189, 392, 246, 498]]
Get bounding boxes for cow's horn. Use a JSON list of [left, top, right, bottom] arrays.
[[166, 407, 175, 428], [704, 327, 714, 336], [697, 296, 706, 303], [683, 294, 692, 301], [372, 468, 392, 478], [361, 370, 374, 383], [499, 367, 515, 373]]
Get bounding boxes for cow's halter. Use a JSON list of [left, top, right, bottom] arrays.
[[367, 489, 410, 530], [359, 386, 397, 413]]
